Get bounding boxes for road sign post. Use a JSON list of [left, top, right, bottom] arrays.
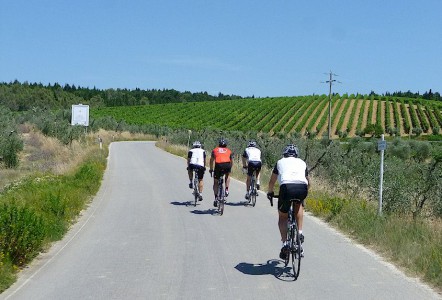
[[377, 134, 386, 216]]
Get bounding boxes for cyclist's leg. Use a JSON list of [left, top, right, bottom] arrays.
[[278, 210, 289, 243], [188, 165, 194, 188], [278, 184, 291, 243], [291, 184, 307, 232], [294, 202, 304, 232], [197, 167, 204, 193], [213, 165, 221, 206]]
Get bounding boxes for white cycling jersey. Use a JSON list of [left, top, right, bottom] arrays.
[[188, 148, 206, 167], [273, 156, 308, 185], [243, 147, 261, 162]]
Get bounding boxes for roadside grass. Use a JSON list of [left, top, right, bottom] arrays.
[[307, 192, 442, 293], [0, 128, 156, 292]]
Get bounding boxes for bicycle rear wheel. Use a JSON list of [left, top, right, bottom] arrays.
[[218, 197, 224, 215], [290, 223, 302, 279], [193, 175, 199, 206]]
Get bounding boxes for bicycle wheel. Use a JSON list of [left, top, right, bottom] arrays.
[[193, 175, 199, 206], [251, 178, 257, 207], [291, 222, 302, 279], [218, 180, 224, 215], [218, 197, 224, 215]]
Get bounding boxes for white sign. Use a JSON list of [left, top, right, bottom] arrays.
[[71, 104, 89, 126], [377, 140, 387, 151]]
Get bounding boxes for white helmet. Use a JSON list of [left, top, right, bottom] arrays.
[[192, 141, 202, 148]]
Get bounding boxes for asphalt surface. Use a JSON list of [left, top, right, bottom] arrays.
[[2, 141, 441, 300]]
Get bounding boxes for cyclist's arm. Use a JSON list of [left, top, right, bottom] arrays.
[[187, 151, 192, 167], [268, 164, 278, 193], [242, 150, 248, 167], [241, 155, 248, 168], [268, 173, 278, 193], [305, 165, 310, 190], [209, 156, 214, 170]]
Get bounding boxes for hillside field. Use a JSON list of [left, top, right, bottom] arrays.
[[91, 95, 442, 139]]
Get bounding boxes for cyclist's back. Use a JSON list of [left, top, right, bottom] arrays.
[[242, 140, 262, 199], [209, 138, 234, 207]]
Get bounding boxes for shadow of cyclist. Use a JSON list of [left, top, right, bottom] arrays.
[[189, 209, 218, 215], [235, 259, 297, 281], [234, 259, 280, 276], [170, 201, 193, 206]]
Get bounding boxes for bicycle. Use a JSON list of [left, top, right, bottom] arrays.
[[210, 170, 226, 215], [191, 168, 201, 206], [269, 194, 302, 279]]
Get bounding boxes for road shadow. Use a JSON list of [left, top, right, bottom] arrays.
[[235, 259, 298, 281], [170, 201, 194, 207], [190, 208, 218, 215], [224, 201, 248, 207]]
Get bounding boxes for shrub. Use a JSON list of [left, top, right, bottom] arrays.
[[0, 203, 45, 266], [0, 133, 24, 168]]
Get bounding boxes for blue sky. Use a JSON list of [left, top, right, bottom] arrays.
[[1, 1, 441, 98]]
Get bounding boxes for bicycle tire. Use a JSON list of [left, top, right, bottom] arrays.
[[251, 178, 257, 207], [218, 198, 224, 215], [217, 177, 225, 215], [291, 222, 302, 279], [193, 174, 199, 206]]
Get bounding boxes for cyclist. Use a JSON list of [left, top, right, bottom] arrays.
[[242, 140, 262, 200], [267, 144, 310, 259], [187, 140, 206, 201], [209, 138, 234, 207]]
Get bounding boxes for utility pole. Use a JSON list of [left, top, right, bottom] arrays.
[[324, 71, 339, 140]]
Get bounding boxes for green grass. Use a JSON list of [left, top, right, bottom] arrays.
[[307, 192, 442, 292], [0, 149, 107, 292]]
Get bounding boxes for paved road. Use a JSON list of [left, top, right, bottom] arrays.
[[2, 141, 440, 300]]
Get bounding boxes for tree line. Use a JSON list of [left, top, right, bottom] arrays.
[[2, 80, 440, 113], [0, 80, 245, 111]]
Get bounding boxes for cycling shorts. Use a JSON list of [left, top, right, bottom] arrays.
[[247, 161, 262, 176], [214, 162, 231, 179], [278, 183, 308, 213], [189, 164, 205, 180]]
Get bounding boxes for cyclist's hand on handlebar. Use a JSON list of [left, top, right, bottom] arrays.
[[242, 167, 247, 174], [267, 191, 274, 206]]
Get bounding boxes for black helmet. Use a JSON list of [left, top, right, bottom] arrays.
[[248, 140, 257, 147], [192, 140, 202, 148], [283, 144, 299, 157], [218, 138, 227, 147]]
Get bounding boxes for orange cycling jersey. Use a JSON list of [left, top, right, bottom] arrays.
[[212, 147, 232, 164]]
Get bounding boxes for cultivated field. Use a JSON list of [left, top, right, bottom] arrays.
[[92, 95, 442, 139]]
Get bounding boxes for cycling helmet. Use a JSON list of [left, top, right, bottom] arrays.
[[192, 140, 202, 148], [248, 140, 257, 147], [218, 138, 227, 147], [283, 144, 299, 158]]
